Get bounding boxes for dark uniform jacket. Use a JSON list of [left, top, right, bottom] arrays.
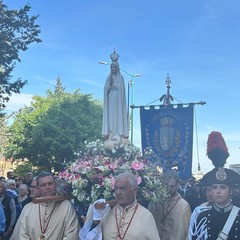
[[191, 203, 240, 239]]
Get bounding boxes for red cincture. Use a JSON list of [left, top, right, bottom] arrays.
[[115, 203, 138, 240], [39, 203, 57, 235]]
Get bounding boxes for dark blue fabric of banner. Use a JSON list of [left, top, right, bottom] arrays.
[[140, 105, 194, 180]]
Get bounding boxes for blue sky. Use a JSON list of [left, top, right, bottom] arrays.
[[4, 0, 240, 174]]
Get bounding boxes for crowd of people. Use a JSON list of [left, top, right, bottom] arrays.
[[0, 171, 35, 239], [0, 131, 240, 239]]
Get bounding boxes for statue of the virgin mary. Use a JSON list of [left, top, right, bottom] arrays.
[[102, 51, 128, 143]]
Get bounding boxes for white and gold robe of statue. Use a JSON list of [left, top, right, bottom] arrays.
[[102, 64, 128, 141]]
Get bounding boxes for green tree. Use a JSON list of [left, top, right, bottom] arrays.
[[13, 161, 39, 178], [0, 114, 10, 155], [6, 81, 103, 172], [0, 1, 41, 110]]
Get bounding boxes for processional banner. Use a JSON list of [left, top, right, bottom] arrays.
[[140, 105, 194, 180]]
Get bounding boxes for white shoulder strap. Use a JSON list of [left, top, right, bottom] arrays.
[[217, 206, 240, 240]]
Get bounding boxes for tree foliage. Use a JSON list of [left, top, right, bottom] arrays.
[[6, 81, 103, 172], [13, 161, 39, 178], [0, 114, 10, 157], [0, 1, 41, 110]]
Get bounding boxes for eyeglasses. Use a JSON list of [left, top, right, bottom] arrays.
[[30, 185, 37, 189], [15, 179, 20, 181]]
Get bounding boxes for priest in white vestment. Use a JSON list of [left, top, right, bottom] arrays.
[[15, 172, 80, 240], [79, 172, 160, 240]]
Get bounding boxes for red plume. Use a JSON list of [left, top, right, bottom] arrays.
[[206, 131, 229, 167]]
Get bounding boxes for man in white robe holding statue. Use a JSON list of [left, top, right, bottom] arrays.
[[79, 172, 160, 240], [16, 172, 80, 240]]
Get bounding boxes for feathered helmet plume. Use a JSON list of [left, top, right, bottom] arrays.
[[206, 131, 229, 167]]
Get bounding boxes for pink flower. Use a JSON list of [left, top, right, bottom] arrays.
[[59, 170, 72, 179], [81, 161, 91, 167], [103, 160, 111, 165], [131, 161, 144, 170], [74, 174, 81, 180], [115, 158, 122, 166], [95, 166, 104, 171], [111, 177, 116, 189], [109, 164, 115, 171], [136, 176, 142, 185], [74, 164, 81, 172]]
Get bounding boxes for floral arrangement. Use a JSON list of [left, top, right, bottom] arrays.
[[59, 139, 169, 207]]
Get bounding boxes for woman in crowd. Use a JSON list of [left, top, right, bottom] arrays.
[[5, 180, 17, 198], [13, 184, 31, 221]]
